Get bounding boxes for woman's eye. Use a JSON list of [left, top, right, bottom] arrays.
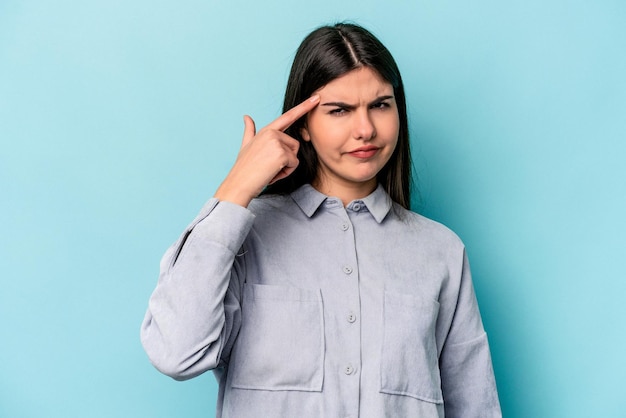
[[329, 108, 347, 115], [371, 101, 390, 110]]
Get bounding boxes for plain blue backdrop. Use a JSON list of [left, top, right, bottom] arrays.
[[1, 1, 625, 417]]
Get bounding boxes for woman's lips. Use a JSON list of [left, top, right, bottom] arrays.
[[347, 147, 379, 159]]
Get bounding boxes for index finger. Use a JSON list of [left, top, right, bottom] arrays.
[[267, 95, 320, 132]]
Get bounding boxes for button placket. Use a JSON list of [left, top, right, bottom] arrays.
[[330, 205, 359, 406]]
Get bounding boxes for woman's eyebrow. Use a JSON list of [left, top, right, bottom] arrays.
[[320, 95, 395, 109], [369, 95, 394, 105], [320, 101, 356, 110]]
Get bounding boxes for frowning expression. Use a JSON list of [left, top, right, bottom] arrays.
[[302, 67, 400, 197]]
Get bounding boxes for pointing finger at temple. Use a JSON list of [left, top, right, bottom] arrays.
[[267, 95, 320, 132]]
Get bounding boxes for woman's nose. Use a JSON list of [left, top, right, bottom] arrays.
[[352, 110, 376, 140]]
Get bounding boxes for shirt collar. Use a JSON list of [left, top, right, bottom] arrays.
[[290, 184, 393, 224]]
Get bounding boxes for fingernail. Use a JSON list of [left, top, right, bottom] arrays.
[[309, 95, 320, 102]]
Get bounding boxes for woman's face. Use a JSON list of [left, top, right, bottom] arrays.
[[302, 66, 399, 198]]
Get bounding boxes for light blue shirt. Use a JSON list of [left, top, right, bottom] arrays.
[[141, 184, 501, 417]]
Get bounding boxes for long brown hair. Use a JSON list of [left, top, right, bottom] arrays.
[[264, 23, 412, 209]]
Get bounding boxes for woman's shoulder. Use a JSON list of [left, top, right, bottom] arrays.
[[390, 203, 465, 249], [247, 193, 295, 216]]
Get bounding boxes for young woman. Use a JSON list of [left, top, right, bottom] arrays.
[[141, 23, 501, 418]]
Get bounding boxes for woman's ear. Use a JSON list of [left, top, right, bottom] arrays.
[[300, 126, 311, 142]]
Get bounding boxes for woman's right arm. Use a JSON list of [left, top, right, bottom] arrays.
[[140, 199, 255, 380], [140, 96, 320, 380]]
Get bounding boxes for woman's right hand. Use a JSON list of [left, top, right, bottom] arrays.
[[214, 95, 320, 207]]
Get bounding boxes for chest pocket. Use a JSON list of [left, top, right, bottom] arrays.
[[380, 291, 443, 404], [230, 284, 324, 392]]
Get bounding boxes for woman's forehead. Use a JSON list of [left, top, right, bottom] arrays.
[[315, 67, 393, 102]]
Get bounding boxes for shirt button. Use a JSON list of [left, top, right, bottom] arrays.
[[347, 313, 357, 323], [341, 223, 349, 231], [343, 266, 353, 274], [344, 364, 354, 375], [353, 203, 361, 211]]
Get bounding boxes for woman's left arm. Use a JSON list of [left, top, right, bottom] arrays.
[[439, 250, 502, 418]]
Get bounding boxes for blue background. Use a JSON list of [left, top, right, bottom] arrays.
[[1, 1, 625, 417]]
